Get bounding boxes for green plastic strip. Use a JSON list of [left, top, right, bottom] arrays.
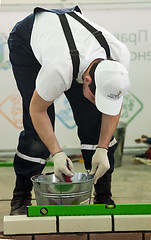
[[0, 161, 54, 167], [0, 162, 14, 167], [27, 203, 151, 217]]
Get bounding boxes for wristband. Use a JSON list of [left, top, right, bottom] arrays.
[[96, 147, 108, 150], [52, 151, 63, 157]]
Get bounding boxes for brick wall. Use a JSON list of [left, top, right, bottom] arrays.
[[1, 232, 151, 240]]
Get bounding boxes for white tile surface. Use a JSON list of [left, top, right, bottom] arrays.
[[3, 215, 56, 235], [114, 215, 151, 231], [59, 215, 112, 233]]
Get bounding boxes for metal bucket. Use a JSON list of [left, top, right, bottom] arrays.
[[31, 172, 94, 205]]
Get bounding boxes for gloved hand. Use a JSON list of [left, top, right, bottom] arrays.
[[89, 148, 110, 184], [53, 151, 74, 181]]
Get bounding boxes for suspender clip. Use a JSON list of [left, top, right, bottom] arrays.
[[93, 31, 102, 37], [70, 49, 79, 56]]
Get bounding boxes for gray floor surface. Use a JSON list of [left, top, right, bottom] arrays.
[[0, 154, 151, 232]]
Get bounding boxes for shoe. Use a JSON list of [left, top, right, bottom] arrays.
[[10, 177, 32, 215], [10, 192, 32, 215], [10, 205, 30, 215], [94, 195, 115, 205]]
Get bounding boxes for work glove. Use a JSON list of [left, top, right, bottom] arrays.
[[89, 148, 110, 184], [53, 151, 74, 181]]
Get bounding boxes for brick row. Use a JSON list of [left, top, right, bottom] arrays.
[[1, 232, 151, 240]]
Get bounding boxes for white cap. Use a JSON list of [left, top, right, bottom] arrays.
[[94, 60, 130, 116]]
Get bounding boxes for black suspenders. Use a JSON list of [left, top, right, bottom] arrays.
[[57, 12, 111, 81], [34, 6, 111, 81], [67, 12, 111, 59], [58, 14, 80, 81]]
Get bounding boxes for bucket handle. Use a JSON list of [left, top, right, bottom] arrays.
[[45, 172, 54, 175]]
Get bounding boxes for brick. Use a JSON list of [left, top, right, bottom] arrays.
[[3, 216, 56, 235], [90, 232, 142, 240], [59, 215, 111, 233], [145, 233, 151, 240], [114, 215, 151, 231], [0, 232, 32, 240], [35, 233, 87, 240]]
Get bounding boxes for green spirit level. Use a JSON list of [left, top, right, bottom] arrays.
[[27, 203, 151, 217]]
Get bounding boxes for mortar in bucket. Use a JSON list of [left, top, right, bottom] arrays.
[[31, 172, 94, 205]]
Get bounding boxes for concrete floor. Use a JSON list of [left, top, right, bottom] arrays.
[[0, 153, 151, 232]]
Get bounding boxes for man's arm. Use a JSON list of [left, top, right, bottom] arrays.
[[30, 90, 74, 181], [90, 110, 121, 183], [98, 111, 121, 149], [30, 90, 61, 156]]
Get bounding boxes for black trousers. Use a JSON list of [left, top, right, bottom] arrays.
[[8, 15, 117, 190]]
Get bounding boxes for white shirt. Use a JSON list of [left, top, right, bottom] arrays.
[[30, 10, 130, 102]]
